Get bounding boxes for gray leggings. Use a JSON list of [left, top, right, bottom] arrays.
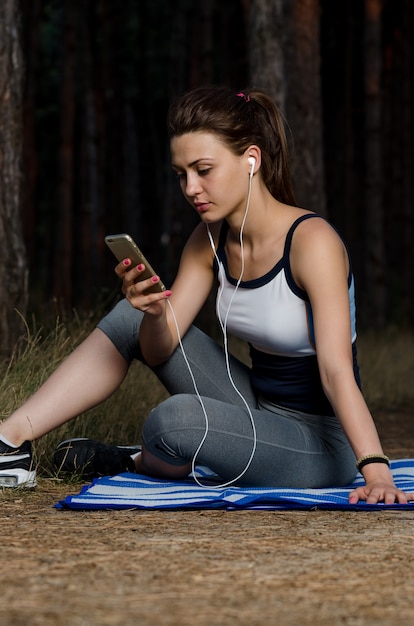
[[97, 299, 356, 488]]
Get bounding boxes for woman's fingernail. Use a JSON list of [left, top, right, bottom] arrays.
[[151, 276, 159, 283], [164, 290, 172, 297], [137, 264, 144, 271], [123, 259, 131, 266]]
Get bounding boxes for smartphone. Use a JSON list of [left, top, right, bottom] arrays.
[[105, 233, 166, 294]]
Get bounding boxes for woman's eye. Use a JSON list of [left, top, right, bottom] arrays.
[[174, 168, 210, 180]]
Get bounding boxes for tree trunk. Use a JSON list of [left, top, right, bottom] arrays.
[[21, 0, 41, 268], [249, 0, 326, 214], [53, 1, 77, 310], [363, 0, 385, 328], [401, 0, 413, 324], [394, 0, 413, 324], [0, 0, 28, 357]]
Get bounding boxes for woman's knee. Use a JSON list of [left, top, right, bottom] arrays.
[[97, 299, 145, 363], [144, 394, 201, 434], [142, 394, 203, 461]]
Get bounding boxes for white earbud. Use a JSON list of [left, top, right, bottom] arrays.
[[248, 156, 256, 178]]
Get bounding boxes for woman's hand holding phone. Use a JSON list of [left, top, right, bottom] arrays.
[[105, 234, 171, 315], [116, 258, 171, 315]]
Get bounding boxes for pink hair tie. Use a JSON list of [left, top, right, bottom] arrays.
[[236, 92, 251, 103]]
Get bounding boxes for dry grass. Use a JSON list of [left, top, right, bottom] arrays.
[[1, 312, 413, 477]]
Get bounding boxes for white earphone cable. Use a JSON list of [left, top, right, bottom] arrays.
[[166, 170, 257, 488]]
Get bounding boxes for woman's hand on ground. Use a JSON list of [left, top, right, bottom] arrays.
[[349, 482, 414, 505]]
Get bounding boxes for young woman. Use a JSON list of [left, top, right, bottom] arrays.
[[1, 86, 412, 504]]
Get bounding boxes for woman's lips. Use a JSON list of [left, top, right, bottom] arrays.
[[195, 202, 210, 213]]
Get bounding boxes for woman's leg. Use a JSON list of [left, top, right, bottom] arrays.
[[140, 395, 356, 488], [0, 328, 129, 445]]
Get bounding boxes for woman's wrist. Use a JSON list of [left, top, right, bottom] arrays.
[[356, 453, 390, 473], [139, 308, 174, 365]]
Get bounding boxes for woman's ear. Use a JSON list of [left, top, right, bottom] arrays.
[[245, 146, 261, 177]]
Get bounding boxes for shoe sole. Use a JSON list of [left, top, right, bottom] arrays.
[[0, 468, 37, 488]]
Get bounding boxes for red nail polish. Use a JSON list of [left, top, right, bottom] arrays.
[[151, 276, 159, 283], [164, 291, 172, 297], [123, 258, 131, 266], [137, 264, 144, 271]]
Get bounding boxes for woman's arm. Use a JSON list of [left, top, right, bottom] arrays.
[[292, 217, 412, 504], [117, 223, 216, 367]]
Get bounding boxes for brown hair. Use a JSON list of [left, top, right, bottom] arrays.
[[168, 85, 296, 205]]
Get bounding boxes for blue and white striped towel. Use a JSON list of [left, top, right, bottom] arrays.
[[56, 459, 414, 511]]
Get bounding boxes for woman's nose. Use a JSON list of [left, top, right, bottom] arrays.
[[184, 173, 201, 196]]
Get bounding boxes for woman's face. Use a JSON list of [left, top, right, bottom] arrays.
[[170, 131, 251, 223]]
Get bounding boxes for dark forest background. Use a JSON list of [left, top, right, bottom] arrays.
[[1, 0, 413, 354]]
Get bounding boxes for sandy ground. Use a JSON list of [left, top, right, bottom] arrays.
[[1, 408, 414, 626]]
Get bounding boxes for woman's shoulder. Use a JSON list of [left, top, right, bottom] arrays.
[[287, 210, 341, 243], [287, 210, 350, 279]]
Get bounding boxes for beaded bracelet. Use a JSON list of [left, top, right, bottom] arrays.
[[356, 454, 390, 472]]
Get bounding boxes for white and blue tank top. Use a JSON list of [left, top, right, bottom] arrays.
[[214, 213, 360, 416]]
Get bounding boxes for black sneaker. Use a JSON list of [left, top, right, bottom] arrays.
[[0, 439, 37, 488], [53, 437, 141, 479]]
